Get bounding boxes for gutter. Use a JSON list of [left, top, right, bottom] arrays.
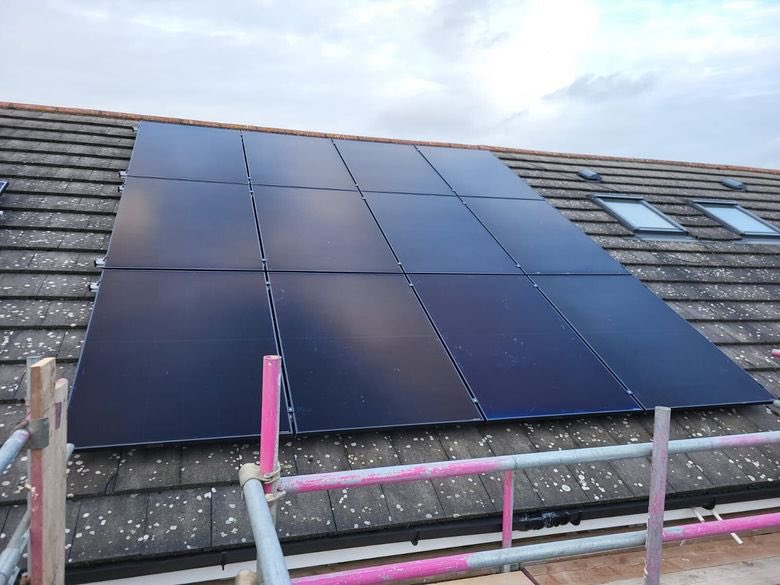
[[66, 484, 780, 585]]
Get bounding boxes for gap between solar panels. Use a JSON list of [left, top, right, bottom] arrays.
[[68, 122, 774, 448]]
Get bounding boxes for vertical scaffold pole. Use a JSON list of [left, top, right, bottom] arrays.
[[260, 355, 283, 519], [644, 406, 671, 585], [501, 470, 515, 573]]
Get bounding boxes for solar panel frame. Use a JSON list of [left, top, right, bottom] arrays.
[[334, 139, 454, 195], [418, 146, 543, 200], [365, 192, 521, 274], [411, 274, 640, 419], [533, 274, 774, 410], [127, 122, 248, 184], [243, 131, 357, 191], [105, 177, 263, 270], [269, 272, 483, 433], [255, 186, 400, 273], [464, 197, 628, 274], [69, 269, 290, 448]]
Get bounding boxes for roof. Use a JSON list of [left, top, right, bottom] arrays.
[[0, 103, 779, 581]]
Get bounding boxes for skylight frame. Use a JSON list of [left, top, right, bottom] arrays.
[[591, 193, 689, 238], [692, 199, 780, 239]]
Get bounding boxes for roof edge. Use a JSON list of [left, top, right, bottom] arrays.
[[2, 100, 779, 176]]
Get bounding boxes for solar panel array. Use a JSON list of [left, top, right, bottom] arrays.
[[69, 122, 773, 447]]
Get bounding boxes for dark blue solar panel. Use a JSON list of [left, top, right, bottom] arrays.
[[255, 186, 399, 272], [69, 270, 289, 448], [365, 192, 519, 274], [106, 178, 262, 270], [533, 274, 773, 409], [465, 198, 627, 274], [419, 146, 542, 200], [243, 132, 356, 190], [128, 122, 247, 184], [335, 140, 453, 195], [411, 274, 639, 419], [270, 273, 482, 432]]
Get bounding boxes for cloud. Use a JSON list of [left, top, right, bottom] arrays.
[[545, 73, 656, 103], [1, 0, 779, 167]]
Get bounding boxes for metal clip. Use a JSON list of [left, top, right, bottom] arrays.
[[88, 281, 100, 293], [27, 417, 50, 449], [94, 256, 106, 268], [259, 463, 281, 484], [266, 488, 286, 504]]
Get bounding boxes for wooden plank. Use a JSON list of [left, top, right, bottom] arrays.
[[27, 357, 67, 585], [605, 556, 780, 585], [527, 531, 780, 585], [440, 571, 535, 585]]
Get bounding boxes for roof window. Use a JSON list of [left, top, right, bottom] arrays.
[[693, 200, 780, 239], [592, 194, 688, 238]]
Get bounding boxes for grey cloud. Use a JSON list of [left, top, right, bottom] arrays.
[[545, 73, 657, 103], [1, 0, 779, 168]]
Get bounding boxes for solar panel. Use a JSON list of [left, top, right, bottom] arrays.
[[270, 272, 482, 432], [335, 140, 453, 195], [128, 122, 247, 184], [243, 132, 356, 190], [365, 192, 519, 274], [419, 146, 542, 200], [412, 274, 639, 419], [79, 123, 771, 446], [255, 186, 399, 272], [69, 270, 289, 448], [106, 177, 262, 270], [533, 274, 773, 409], [465, 198, 627, 274]]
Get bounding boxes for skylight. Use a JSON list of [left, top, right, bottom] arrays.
[[694, 200, 780, 239], [592, 195, 687, 237]]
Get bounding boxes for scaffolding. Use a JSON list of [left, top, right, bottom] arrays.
[[0, 357, 72, 585], [239, 355, 780, 585]]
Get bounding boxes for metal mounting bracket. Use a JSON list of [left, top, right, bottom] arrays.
[[27, 417, 50, 449]]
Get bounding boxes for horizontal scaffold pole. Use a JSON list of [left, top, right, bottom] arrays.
[[276, 430, 780, 494], [290, 512, 780, 585]]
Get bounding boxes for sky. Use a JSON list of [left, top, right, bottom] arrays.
[[2, 0, 780, 168]]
